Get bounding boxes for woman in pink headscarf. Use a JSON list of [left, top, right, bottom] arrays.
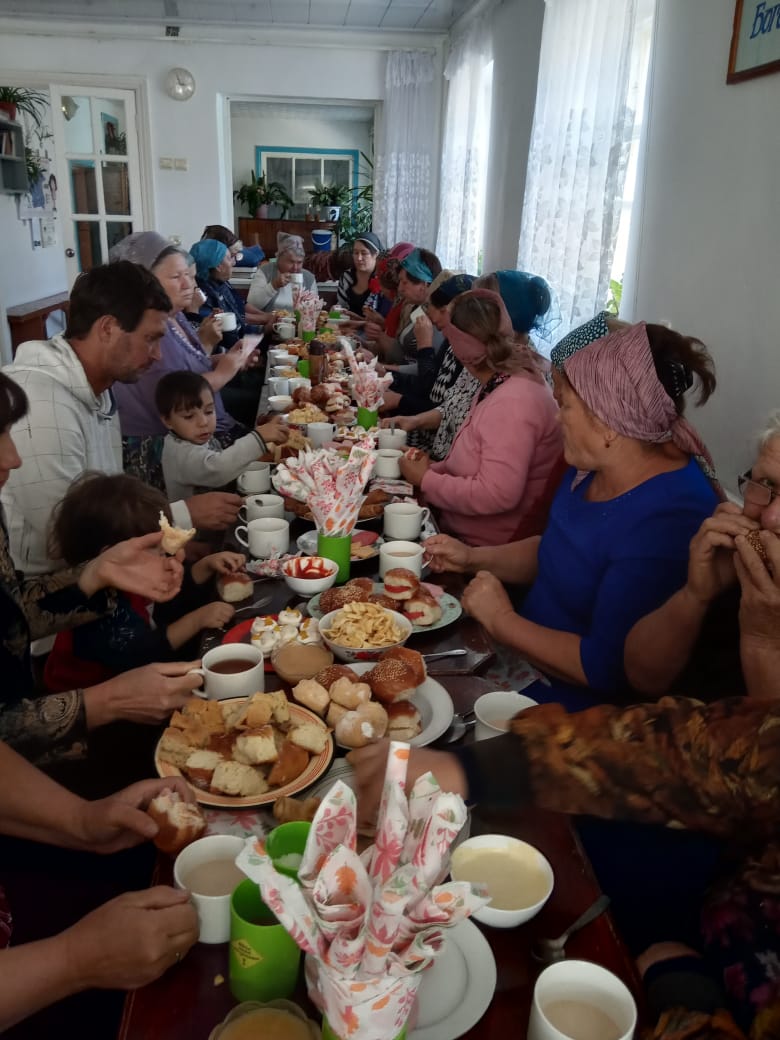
[[423, 320, 720, 710], [400, 289, 562, 547]]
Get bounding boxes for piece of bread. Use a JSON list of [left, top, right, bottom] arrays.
[[273, 795, 321, 824], [319, 584, 370, 613], [403, 591, 443, 627], [745, 529, 773, 572], [329, 676, 372, 709], [158, 512, 196, 555], [147, 789, 207, 855], [244, 693, 274, 729], [168, 712, 211, 748], [385, 701, 422, 742], [383, 568, 420, 601], [288, 721, 329, 755], [221, 699, 250, 730], [217, 572, 253, 603], [381, 646, 426, 687], [181, 697, 225, 731], [210, 760, 269, 798], [346, 577, 374, 594], [369, 593, 397, 611], [267, 739, 310, 786], [291, 679, 330, 716], [335, 702, 389, 748], [314, 664, 359, 689], [234, 725, 279, 765], [265, 689, 291, 725], [366, 658, 418, 705], [326, 701, 349, 729], [158, 727, 197, 771], [182, 749, 223, 788]]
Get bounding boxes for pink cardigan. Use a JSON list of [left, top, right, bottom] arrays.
[[421, 374, 562, 546]]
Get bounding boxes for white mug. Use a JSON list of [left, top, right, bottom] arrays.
[[379, 539, 427, 579], [235, 517, 290, 559], [189, 644, 265, 701], [378, 428, 408, 451], [474, 690, 539, 741], [239, 493, 285, 523], [288, 377, 311, 394], [383, 502, 430, 541], [215, 311, 238, 332], [307, 421, 336, 448], [174, 835, 246, 944], [274, 323, 296, 340], [268, 348, 288, 363], [375, 449, 403, 479], [237, 462, 271, 495], [528, 960, 637, 1040], [267, 377, 290, 397], [289, 273, 304, 286]]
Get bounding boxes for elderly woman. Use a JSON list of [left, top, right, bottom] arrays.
[[246, 232, 318, 317], [335, 232, 388, 318], [400, 289, 562, 547], [424, 321, 720, 710], [189, 239, 265, 349], [110, 232, 249, 488]]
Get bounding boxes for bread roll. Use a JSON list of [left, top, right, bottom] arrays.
[[366, 658, 418, 705], [291, 679, 330, 716], [369, 593, 396, 611], [335, 701, 389, 748], [404, 591, 442, 626], [217, 571, 253, 603], [273, 795, 321, 824], [314, 664, 359, 688], [147, 789, 207, 855], [158, 512, 196, 555], [319, 584, 370, 613], [267, 739, 310, 786], [346, 577, 374, 594], [383, 568, 420, 601], [329, 677, 372, 709], [381, 646, 426, 687], [385, 701, 422, 742], [288, 722, 329, 754], [326, 701, 349, 729]]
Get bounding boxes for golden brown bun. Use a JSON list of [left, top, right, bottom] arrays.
[[147, 789, 207, 855], [346, 577, 374, 594], [319, 584, 370, 613], [381, 646, 426, 687], [310, 385, 330, 406], [369, 593, 397, 611], [383, 568, 420, 601], [334, 701, 389, 748], [314, 663, 360, 688], [745, 529, 773, 572], [364, 489, 391, 506], [291, 386, 312, 406], [267, 739, 310, 786], [274, 795, 321, 824], [365, 657, 418, 705], [403, 591, 443, 627], [385, 700, 422, 741], [291, 679, 330, 716], [329, 677, 372, 709]]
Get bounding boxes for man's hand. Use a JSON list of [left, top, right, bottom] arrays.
[[257, 416, 290, 445], [685, 503, 757, 606], [80, 532, 183, 602], [85, 661, 203, 728], [74, 778, 197, 854], [462, 570, 515, 635], [422, 534, 472, 574], [186, 492, 242, 531]]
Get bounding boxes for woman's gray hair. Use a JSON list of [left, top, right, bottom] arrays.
[[757, 411, 780, 448]]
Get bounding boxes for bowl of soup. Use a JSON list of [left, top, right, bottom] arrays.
[[450, 834, 554, 928]]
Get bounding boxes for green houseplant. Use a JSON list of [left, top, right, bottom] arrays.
[[308, 181, 352, 221], [0, 86, 48, 127], [234, 171, 293, 219]]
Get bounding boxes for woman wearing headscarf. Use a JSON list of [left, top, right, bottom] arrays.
[[364, 241, 415, 337], [335, 232, 389, 319], [189, 239, 264, 348], [424, 320, 720, 710], [364, 247, 443, 365], [246, 232, 318, 317], [400, 290, 562, 547], [110, 232, 249, 488]]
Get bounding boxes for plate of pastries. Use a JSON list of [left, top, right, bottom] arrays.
[[308, 574, 462, 633]]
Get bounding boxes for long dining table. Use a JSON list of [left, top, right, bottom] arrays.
[[117, 557, 643, 1040]]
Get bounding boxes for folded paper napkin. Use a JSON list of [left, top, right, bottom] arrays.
[[341, 339, 393, 412], [236, 742, 488, 1040], [297, 289, 324, 333], [272, 441, 377, 538], [245, 553, 303, 578]]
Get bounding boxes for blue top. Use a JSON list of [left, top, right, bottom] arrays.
[[522, 460, 718, 710]]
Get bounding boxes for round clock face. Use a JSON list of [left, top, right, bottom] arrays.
[[165, 67, 195, 101]]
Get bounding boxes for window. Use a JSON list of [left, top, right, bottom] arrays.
[[255, 147, 357, 216]]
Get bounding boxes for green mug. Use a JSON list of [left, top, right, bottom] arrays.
[[229, 879, 301, 1003], [356, 407, 379, 430], [317, 531, 351, 585], [266, 821, 311, 881]]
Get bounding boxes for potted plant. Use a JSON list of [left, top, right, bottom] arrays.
[[233, 171, 293, 219], [0, 86, 48, 126], [308, 182, 352, 222]]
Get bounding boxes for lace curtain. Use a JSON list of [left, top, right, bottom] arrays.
[[373, 51, 437, 248], [436, 17, 493, 274], [518, 0, 651, 338]]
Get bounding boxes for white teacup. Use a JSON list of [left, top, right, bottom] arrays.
[[174, 834, 246, 944], [474, 690, 539, 741], [235, 517, 290, 559], [215, 311, 238, 332], [274, 323, 296, 341], [237, 462, 271, 495], [190, 644, 265, 702], [288, 377, 311, 394], [528, 960, 637, 1040], [308, 421, 336, 448], [375, 449, 403, 479], [289, 273, 304, 286], [267, 377, 290, 397], [239, 493, 285, 523], [383, 502, 430, 541], [379, 539, 427, 579], [377, 428, 408, 451]]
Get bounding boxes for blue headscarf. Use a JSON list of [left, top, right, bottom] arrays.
[[190, 239, 228, 281], [495, 270, 559, 339], [401, 248, 434, 283]]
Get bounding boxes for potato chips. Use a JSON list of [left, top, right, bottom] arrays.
[[323, 602, 404, 648]]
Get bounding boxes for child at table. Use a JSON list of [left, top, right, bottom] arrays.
[[155, 370, 288, 501], [43, 472, 245, 692]]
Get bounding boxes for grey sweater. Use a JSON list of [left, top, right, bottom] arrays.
[[161, 430, 265, 501]]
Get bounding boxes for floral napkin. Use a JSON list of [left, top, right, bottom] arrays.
[[297, 288, 324, 335], [340, 339, 393, 411], [236, 743, 487, 1040]]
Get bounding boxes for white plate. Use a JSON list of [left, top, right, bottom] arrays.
[[349, 662, 454, 748], [412, 919, 496, 1040]]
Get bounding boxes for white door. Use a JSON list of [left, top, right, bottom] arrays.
[[48, 85, 144, 286]]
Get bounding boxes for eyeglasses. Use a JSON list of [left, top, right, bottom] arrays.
[[738, 470, 780, 507]]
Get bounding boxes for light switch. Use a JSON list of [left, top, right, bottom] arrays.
[[159, 157, 174, 169], [174, 157, 189, 171]]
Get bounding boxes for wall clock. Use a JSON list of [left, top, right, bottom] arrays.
[[165, 68, 196, 101]]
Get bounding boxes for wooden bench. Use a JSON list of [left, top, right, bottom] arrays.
[[6, 291, 69, 355]]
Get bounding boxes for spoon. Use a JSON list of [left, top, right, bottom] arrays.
[[531, 894, 611, 965], [435, 708, 476, 745], [230, 594, 273, 619], [423, 649, 467, 663]]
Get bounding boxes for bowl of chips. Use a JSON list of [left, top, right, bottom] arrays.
[[319, 602, 412, 662], [281, 556, 339, 597]]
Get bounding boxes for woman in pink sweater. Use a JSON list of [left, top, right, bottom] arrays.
[[399, 289, 562, 546]]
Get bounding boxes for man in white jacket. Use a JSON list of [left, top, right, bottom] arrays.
[[2, 262, 241, 576]]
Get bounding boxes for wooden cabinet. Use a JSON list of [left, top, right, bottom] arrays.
[[238, 218, 337, 257], [0, 118, 27, 194]]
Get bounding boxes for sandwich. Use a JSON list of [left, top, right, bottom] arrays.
[[383, 568, 420, 601]]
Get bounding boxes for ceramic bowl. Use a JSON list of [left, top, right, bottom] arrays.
[[450, 834, 554, 928], [268, 395, 293, 412], [208, 999, 319, 1040], [281, 556, 339, 597], [318, 607, 412, 663]]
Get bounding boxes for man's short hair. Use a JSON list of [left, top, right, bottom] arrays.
[[65, 261, 171, 339]]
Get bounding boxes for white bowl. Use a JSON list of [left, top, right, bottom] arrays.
[[268, 395, 293, 412], [318, 607, 412, 663], [450, 834, 554, 928], [474, 690, 538, 741], [281, 557, 339, 597]]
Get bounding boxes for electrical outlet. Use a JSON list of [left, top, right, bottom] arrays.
[[159, 157, 174, 170], [174, 157, 189, 171]]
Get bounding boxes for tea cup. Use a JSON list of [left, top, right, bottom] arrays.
[[377, 428, 408, 451], [375, 449, 403, 479], [379, 540, 427, 578], [174, 834, 246, 943], [189, 644, 265, 701], [383, 502, 430, 541], [267, 377, 290, 397], [235, 517, 290, 559], [274, 323, 296, 340], [239, 494, 285, 523], [215, 311, 238, 332], [307, 422, 336, 448], [237, 462, 271, 495], [528, 960, 637, 1040]]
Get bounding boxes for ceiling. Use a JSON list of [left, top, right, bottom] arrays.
[[0, 0, 474, 32]]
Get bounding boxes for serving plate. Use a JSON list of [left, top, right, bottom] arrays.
[[154, 699, 334, 809], [308, 582, 462, 635], [297, 528, 383, 562]]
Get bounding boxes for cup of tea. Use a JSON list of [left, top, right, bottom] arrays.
[[267, 377, 290, 397], [528, 960, 637, 1040], [377, 428, 408, 451], [235, 517, 290, 559], [287, 377, 311, 395], [173, 834, 246, 943], [379, 540, 427, 578], [215, 311, 238, 332], [288, 273, 304, 286], [307, 421, 336, 448], [238, 494, 285, 523], [229, 879, 301, 1002], [237, 462, 271, 495], [274, 323, 296, 341], [375, 449, 403, 479], [383, 501, 430, 541], [190, 644, 265, 701]]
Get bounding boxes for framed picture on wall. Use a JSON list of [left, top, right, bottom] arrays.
[[728, 0, 780, 83]]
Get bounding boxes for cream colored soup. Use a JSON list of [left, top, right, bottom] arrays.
[[451, 845, 548, 910]]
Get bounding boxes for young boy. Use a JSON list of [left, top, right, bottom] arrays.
[[155, 371, 287, 501]]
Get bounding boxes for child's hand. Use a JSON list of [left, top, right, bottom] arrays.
[[196, 602, 236, 630], [206, 551, 247, 576], [258, 416, 289, 445]]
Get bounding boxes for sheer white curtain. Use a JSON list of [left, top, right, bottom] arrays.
[[518, 0, 653, 337], [373, 51, 437, 247], [435, 18, 493, 273]]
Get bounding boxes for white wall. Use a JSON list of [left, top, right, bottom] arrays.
[[629, 0, 779, 485]]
